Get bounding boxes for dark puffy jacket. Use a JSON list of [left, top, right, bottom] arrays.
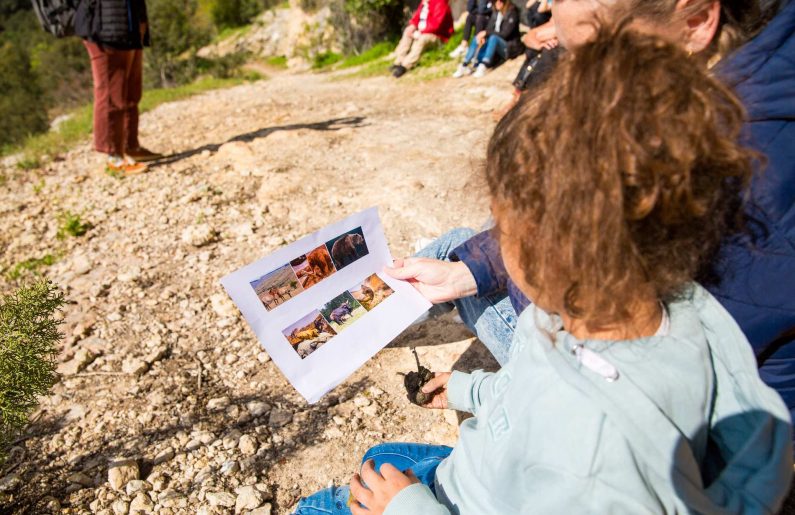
[[453, 0, 795, 440], [485, 4, 523, 58], [75, 0, 149, 49], [710, 0, 795, 437]]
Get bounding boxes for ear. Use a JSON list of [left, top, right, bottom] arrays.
[[676, 0, 721, 53]]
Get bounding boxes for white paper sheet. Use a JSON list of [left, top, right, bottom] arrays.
[[221, 207, 432, 403]]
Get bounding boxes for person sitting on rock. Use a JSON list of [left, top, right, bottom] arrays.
[[390, 0, 454, 78], [452, 0, 522, 78]]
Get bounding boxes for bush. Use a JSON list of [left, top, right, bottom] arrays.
[[0, 281, 64, 460], [210, 0, 267, 29], [329, 0, 406, 54], [0, 41, 49, 149]]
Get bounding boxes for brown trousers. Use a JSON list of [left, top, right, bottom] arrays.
[[83, 41, 143, 156]]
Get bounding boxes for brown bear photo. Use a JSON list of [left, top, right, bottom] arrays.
[[325, 227, 369, 270], [290, 245, 337, 289]]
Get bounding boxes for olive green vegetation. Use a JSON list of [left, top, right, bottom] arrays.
[[9, 75, 259, 170], [0, 280, 64, 462], [4, 255, 58, 282], [265, 55, 289, 68], [56, 211, 92, 240]]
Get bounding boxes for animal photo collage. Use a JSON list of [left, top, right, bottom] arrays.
[[248, 227, 394, 358]]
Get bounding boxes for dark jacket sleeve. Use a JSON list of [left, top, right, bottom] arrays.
[[450, 230, 510, 298], [495, 7, 520, 40]]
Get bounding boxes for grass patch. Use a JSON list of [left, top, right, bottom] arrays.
[[338, 41, 396, 69], [56, 211, 92, 240], [213, 24, 254, 44], [7, 76, 256, 170], [312, 51, 343, 69], [5, 254, 58, 281], [265, 55, 288, 68]]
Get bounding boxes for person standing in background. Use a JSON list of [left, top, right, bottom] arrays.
[[75, 0, 162, 175]]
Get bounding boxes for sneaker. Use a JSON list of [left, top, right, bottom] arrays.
[[126, 146, 163, 162], [452, 64, 473, 78], [392, 65, 407, 78], [106, 157, 148, 176], [473, 63, 488, 78], [448, 42, 467, 59]]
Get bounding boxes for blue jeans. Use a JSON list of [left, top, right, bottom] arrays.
[[415, 228, 518, 366], [463, 35, 508, 67], [293, 443, 453, 514]]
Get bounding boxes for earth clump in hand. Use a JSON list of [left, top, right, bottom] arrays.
[[404, 348, 436, 405]]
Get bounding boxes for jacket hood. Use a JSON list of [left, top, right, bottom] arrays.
[[719, 0, 795, 121]]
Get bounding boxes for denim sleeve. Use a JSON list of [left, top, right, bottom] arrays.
[[450, 230, 509, 298], [384, 484, 451, 515]]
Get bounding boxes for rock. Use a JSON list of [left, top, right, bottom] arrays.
[[234, 484, 265, 512], [129, 492, 154, 513], [268, 409, 292, 428], [250, 504, 272, 515], [43, 496, 61, 512], [256, 351, 271, 363], [210, 293, 237, 318], [111, 499, 129, 515], [57, 348, 97, 375], [107, 458, 139, 491], [353, 395, 371, 407], [67, 471, 94, 487], [121, 357, 149, 376], [238, 434, 258, 456], [153, 447, 174, 465], [206, 491, 236, 508], [246, 400, 270, 418], [207, 396, 230, 411], [71, 254, 93, 275], [0, 473, 21, 493], [230, 222, 254, 239], [220, 460, 239, 476], [125, 479, 152, 496], [144, 345, 169, 365], [181, 224, 216, 247]]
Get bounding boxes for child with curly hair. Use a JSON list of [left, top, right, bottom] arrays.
[[293, 22, 793, 515]]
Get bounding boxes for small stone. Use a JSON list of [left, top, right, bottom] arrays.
[[353, 395, 371, 407], [0, 473, 21, 493], [210, 293, 237, 318], [122, 357, 149, 376], [43, 497, 61, 512], [125, 479, 152, 496], [57, 348, 97, 375], [206, 491, 236, 508], [256, 352, 270, 363], [111, 499, 129, 515], [107, 458, 139, 491], [129, 492, 154, 513], [144, 345, 169, 365], [268, 409, 292, 428], [246, 401, 270, 418], [72, 254, 93, 275], [234, 484, 265, 512], [220, 460, 239, 476], [181, 224, 215, 247], [238, 435, 258, 456], [67, 471, 94, 487], [250, 504, 272, 515], [207, 396, 230, 411], [153, 448, 174, 465]]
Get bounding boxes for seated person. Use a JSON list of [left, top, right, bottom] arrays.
[[448, 0, 492, 58], [293, 25, 793, 514], [391, 0, 454, 78], [452, 0, 522, 78]]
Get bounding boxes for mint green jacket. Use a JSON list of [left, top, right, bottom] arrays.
[[386, 285, 793, 514]]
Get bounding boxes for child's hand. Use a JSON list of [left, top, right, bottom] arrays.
[[421, 372, 451, 409], [349, 460, 419, 515]]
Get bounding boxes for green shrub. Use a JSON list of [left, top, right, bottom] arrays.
[[0, 40, 49, 149], [313, 51, 342, 69], [211, 0, 267, 29], [56, 211, 91, 240], [0, 280, 64, 460]]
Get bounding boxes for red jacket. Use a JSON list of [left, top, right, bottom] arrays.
[[410, 0, 454, 42]]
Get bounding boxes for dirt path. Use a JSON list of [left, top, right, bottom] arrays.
[[0, 60, 520, 513]]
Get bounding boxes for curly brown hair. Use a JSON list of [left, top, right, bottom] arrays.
[[486, 22, 755, 326]]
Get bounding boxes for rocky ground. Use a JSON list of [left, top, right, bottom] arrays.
[[0, 60, 519, 513]]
